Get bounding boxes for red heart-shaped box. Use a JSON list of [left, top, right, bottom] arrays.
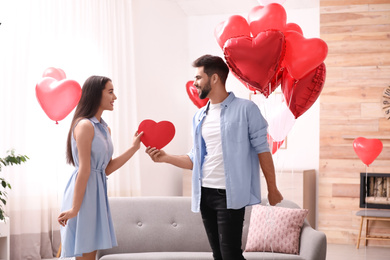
[[138, 120, 175, 149]]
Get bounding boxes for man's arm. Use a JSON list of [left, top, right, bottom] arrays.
[[145, 147, 193, 170], [258, 151, 283, 206]]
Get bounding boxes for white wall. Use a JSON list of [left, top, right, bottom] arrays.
[[131, 0, 190, 196]]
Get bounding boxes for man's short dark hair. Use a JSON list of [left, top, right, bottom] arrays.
[[192, 55, 229, 85]]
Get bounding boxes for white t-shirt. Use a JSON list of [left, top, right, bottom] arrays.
[[201, 103, 226, 189]]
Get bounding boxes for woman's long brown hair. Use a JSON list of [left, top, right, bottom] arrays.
[[66, 76, 111, 166]]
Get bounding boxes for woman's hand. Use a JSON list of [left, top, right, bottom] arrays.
[[58, 208, 78, 227], [132, 131, 144, 150]]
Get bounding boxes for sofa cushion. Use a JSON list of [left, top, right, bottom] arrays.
[[99, 251, 304, 260], [245, 205, 308, 255], [100, 252, 213, 260], [244, 252, 305, 260], [98, 197, 211, 258]]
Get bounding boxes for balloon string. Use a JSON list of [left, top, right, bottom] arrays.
[[268, 82, 271, 98], [365, 166, 368, 212], [364, 165, 367, 258], [287, 80, 296, 110]]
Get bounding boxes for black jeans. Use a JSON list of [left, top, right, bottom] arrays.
[[200, 187, 246, 260]]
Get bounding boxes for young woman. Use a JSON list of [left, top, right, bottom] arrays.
[[58, 76, 143, 259]]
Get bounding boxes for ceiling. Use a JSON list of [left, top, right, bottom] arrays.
[[173, 0, 319, 16]]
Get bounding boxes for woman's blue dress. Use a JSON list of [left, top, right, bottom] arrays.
[[60, 117, 117, 257]]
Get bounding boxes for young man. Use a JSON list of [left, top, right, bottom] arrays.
[[146, 54, 283, 260]]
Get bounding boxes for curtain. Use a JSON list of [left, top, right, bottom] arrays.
[[0, 0, 140, 259]]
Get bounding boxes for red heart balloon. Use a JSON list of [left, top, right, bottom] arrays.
[[224, 30, 285, 97], [233, 67, 283, 95], [236, 76, 260, 94], [285, 23, 303, 35], [353, 137, 383, 166], [248, 3, 287, 37], [214, 15, 251, 49], [282, 62, 326, 119], [138, 120, 175, 149], [42, 67, 66, 81], [186, 81, 209, 108], [284, 31, 328, 79], [36, 77, 82, 123], [267, 134, 284, 154]]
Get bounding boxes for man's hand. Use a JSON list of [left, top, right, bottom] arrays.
[[145, 147, 167, 163], [267, 189, 283, 206]]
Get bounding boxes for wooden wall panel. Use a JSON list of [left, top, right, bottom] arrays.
[[320, 0, 390, 247]]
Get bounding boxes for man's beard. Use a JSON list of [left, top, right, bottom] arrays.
[[199, 80, 211, 100]]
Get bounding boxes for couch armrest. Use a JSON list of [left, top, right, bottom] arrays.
[[299, 221, 327, 260]]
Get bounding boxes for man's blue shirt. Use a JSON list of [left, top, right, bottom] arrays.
[[187, 92, 270, 212]]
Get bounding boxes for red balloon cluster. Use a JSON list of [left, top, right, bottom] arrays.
[[214, 3, 328, 119], [35, 67, 82, 124]]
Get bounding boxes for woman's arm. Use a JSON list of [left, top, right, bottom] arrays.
[[58, 119, 94, 226], [105, 131, 143, 176]]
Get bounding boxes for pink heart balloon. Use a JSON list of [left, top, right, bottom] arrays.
[[284, 31, 328, 79], [353, 137, 383, 166], [36, 77, 82, 123], [224, 30, 285, 97], [282, 63, 326, 119], [214, 15, 251, 49], [42, 67, 66, 81]]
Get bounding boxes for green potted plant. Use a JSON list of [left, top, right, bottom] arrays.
[[0, 149, 29, 221]]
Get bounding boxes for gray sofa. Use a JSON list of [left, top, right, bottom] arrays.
[[97, 197, 326, 260]]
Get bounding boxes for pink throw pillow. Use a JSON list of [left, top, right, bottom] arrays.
[[245, 204, 308, 254]]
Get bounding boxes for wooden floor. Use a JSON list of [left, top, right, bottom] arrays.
[[327, 243, 390, 260]]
